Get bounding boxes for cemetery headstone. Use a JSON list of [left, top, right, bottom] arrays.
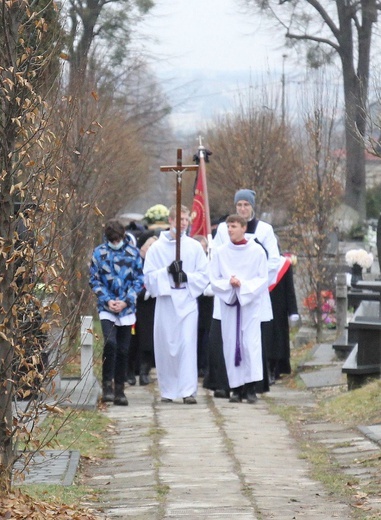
[[377, 212, 381, 274]]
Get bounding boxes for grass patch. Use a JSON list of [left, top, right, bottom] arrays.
[[29, 408, 112, 458], [299, 439, 357, 498], [18, 483, 102, 508], [267, 399, 363, 506], [156, 483, 170, 498], [15, 408, 112, 512], [147, 426, 166, 462], [147, 427, 166, 437], [318, 379, 381, 427], [271, 345, 381, 518], [266, 402, 303, 424]]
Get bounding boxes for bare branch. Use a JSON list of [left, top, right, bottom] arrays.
[[286, 31, 340, 51]]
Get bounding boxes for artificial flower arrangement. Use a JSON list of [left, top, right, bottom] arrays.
[[365, 226, 377, 250], [144, 204, 169, 224], [345, 249, 373, 269], [303, 290, 336, 328]]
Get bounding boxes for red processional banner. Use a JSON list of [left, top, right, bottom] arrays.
[[190, 149, 211, 238]]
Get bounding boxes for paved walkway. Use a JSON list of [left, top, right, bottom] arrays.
[[16, 341, 381, 518], [83, 374, 381, 519]]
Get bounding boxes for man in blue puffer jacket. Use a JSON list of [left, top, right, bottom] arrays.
[[89, 219, 144, 405]]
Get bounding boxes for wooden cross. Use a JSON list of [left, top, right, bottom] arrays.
[[160, 149, 198, 262]]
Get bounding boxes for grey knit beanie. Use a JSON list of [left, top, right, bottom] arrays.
[[234, 189, 256, 209]]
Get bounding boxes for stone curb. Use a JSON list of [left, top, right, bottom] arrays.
[[358, 424, 381, 446]]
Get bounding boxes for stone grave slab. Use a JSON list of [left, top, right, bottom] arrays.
[[300, 366, 345, 388], [301, 343, 340, 367], [13, 450, 80, 486]]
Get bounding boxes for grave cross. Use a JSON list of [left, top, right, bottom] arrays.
[[160, 149, 198, 262]]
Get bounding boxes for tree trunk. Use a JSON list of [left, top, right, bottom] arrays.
[[343, 97, 367, 221], [67, 0, 102, 95], [341, 51, 367, 222], [339, 1, 375, 222], [0, 1, 21, 492], [0, 196, 16, 494], [0, 120, 16, 494]]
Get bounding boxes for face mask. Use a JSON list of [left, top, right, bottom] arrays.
[[108, 240, 124, 250]]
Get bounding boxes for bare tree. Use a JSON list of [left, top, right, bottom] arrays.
[[0, 0, 169, 505], [66, 0, 154, 94], [243, 0, 380, 222], [0, 1, 78, 495], [290, 90, 342, 341], [54, 57, 172, 320], [58, 0, 173, 321], [202, 92, 300, 222], [0, 0, 96, 497]]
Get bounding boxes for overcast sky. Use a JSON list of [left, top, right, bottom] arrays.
[[139, 0, 287, 73], [137, 0, 298, 130], [135, 1, 381, 134]]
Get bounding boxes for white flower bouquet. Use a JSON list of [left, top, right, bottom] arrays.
[[144, 204, 169, 224], [345, 249, 374, 269]]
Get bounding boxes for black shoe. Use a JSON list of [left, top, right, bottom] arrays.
[[246, 382, 258, 404], [126, 374, 136, 386], [183, 396, 197, 404], [139, 374, 151, 386], [114, 384, 128, 406], [114, 395, 128, 405], [102, 381, 114, 403], [229, 387, 243, 403], [214, 389, 230, 399], [247, 392, 258, 404]]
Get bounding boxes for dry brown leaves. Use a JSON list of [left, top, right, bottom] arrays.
[[0, 489, 103, 519]]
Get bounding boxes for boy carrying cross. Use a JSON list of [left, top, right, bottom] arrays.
[[209, 214, 269, 403]]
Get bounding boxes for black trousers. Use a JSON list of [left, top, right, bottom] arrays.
[[101, 320, 132, 385]]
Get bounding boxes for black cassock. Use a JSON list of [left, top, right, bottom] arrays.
[[203, 317, 230, 394], [127, 289, 156, 379], [265, 260, 298, 378]]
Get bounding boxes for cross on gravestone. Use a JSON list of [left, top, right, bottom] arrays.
[[160, 149, 198, 262]]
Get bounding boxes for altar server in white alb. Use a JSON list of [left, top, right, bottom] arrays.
[[143, 204, 209, 404], [209, 214, 269, 404], [210, 188, 280, 395]]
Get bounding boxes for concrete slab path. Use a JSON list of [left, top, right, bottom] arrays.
[[83, 379, 370, 520]]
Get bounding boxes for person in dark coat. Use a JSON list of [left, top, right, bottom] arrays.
[[267, 254, 299, 383], [126, 230, 158, 386], [193, 235, 214, 378], [203, 318, 231, 397]]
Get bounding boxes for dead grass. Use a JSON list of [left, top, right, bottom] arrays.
[[318, 379, 381, 427]]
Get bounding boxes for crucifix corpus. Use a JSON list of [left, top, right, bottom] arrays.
[[160, 148, 198, 262]]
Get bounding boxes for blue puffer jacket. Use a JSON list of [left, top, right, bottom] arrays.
[[89, 238, 144, 317]]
